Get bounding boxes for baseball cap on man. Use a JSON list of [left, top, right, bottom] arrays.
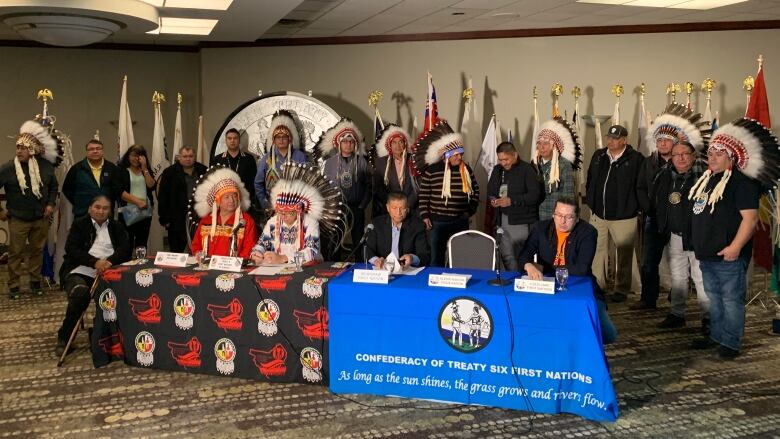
[[606, 125, 628, 138]]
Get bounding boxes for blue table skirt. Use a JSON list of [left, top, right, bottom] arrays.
[[328, 266, 619, 422]]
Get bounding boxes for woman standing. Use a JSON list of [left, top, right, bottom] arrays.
[[118, 144, 156, 249]]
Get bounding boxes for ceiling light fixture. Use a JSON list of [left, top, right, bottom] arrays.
[[576, 0, 747, 8], [147, 17, 219, 35], [139, 0, 233, 10]]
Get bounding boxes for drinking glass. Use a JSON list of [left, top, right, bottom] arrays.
[[134, 246, 147, 262], [555, 267, 569, 291], [294, 251, 304, 272], [385, 259, 396, 277], [196, 250, 208, 270]]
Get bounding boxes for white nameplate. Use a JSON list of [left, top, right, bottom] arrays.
[[208, 255, 244, 272], [353, 269, 389, 284], [154, 251, 189, 267], [428, 273, 471, 289], [514, 276, 556, 294]]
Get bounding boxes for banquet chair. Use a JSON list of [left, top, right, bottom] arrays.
[[446, 230, 496, 270]]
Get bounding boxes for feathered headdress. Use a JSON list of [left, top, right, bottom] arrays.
[[313, 117, 366, 161], [532, 117, 582, 192], [13, 119, 66, 199], [190, 166, 252, 243], [647, 103, 710, 154], [374, 124, 412, 186], [270, 163, 348, 258], [264, 109, 303, 153], [414, 120, 472, 201], [689, 118, 780, 213]]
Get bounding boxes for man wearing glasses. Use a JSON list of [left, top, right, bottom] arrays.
[[62, 139, 122, 218], [518, 196, 616, 343]]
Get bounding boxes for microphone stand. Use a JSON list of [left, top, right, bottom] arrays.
[[343, 226, 373, 266], [488, 227, 511, 287]]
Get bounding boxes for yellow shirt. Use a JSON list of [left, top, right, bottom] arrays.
[[88, 159, 104, 187]]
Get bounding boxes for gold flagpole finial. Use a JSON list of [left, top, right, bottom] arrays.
[[701, 78, 717, 99], [684, 81, 695, 97], [177, 92, 182, 107], [462, 87, 474, 103], [571, 86, 581, 100], [551, 83, 563, 97], [611, 84, 624, 98], [743, 76, 755, 93], [368, 90, 384, 109], [758, 54, 764, 70], [666, 83, 681, 103], [93, 129, 100, 141], [37, 88, 53, 102], [152, 91, 166, 105]]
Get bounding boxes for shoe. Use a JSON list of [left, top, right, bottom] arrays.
[[658, 314, 686, 328], [54, 339, 75, 357], [8, 287, 21, 300], [629, 301, 656, 311], [30, 282, 43, 296], [691, 337, 716, 350], [701, 318, 711, 336], [611, 292, 628, 303], [717, 345, 739, 360]]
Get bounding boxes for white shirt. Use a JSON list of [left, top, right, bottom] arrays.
[[70, 219, 115, 278]]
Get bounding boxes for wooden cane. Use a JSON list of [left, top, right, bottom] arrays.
[[57, 275, 101, 367]]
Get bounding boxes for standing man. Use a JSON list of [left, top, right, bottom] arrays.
[[318, 118, 371, 257], [62, 139, 122, 218], [586, 125, 648, 302], [0, 120, 60, 298], [372, 124, 418, 216], [55, 195, 131, 356], [157, 145, 208, 253], [688, 118, 778, 359], [416, 121, 479, 267], [487, 142, 543, 271], [531, 118, 580, 221], [254, 110, 307, 211], [633, 104, 709, 311], [212, 128, 260, 229]]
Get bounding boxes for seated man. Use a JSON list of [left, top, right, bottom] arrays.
[[518, 196, 617, 343], [190, 167, 257, 259], [366, 191, 431, 269], [55, 195, 132, 356]]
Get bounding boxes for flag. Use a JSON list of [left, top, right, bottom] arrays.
[[151, 94, 170, 176], [196, 115, 208, 165], [595, 119, 604, 149], [637, 94, 651, 156], [507, 130, 513, 144], [531, 95, 540, 157], [702, 94, 714, 130], [117, 75, 135, 160], [711, 111, 719, 132], [373, 109, 384, 142], [52, 134, 75, 282], [411, 116, 418, 141], [746, 62, 773, 272], [480, 115, 498, 174], [612, 99, 620, 126], [424, 71, 439, 132], [173, 99, 183, 155]]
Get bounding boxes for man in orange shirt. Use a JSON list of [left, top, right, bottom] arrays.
[[518, 196, 616, 343]]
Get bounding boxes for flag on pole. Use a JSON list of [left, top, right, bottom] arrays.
[[595, 119, 604, 149], [531, 94, 540, 156], [612, 100, 620, 126], [117, 75, 135, 160], [196, 115, 208, 164], [424, 71, 439, 132], [52, 134, 75, 281], [480, 115, 498, 174], [637, 93, 650, 156], [173, 93, 183, 155], [374, 109, 384, 142], [151, 92, 170, 176], [711, 111, 719, 132], [507, 130, 513, 144]]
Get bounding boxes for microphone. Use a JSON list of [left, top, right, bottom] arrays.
[[488, 226, 511, 287], [229, 219, 246, 257], [344, 224, 374, 265]]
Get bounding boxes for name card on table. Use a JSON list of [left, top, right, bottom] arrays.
[[428, 273, 471, 289], [208, 255, 244, 272], [154, 251, 189, 267], [514, 276, 556, 294], [353, 269, 389, 284]]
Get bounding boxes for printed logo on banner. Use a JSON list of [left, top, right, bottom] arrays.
[[135, 331, 155, 366], [214, 338, 236, 375], [255, 275, 294, 293], [256, 299, 280, 336], [129, 293, 162, 324], [101, 266, 129, 282], [207, 298, 243, 331], [293, 307, 329, 340], [249, 343, 288, 378], [167, 336, 202, 368], [135, 268, 163, 287], [98, 332, 124, 358], [301, 276, 326, 299], [215, 273, 243, 293], [98, 288, 117, 322], [300, 347, 323, 383], [172, 271, 208, 288], [174, 294, 195, 330], [439, 297, 493, 353]]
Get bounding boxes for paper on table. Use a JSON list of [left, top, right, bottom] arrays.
[[249, 265, 288, 275], [397, 266, 424, 276]]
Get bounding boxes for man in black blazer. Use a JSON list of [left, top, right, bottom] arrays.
[[366, 192, 430, 268], [55, 195, 132, 356]]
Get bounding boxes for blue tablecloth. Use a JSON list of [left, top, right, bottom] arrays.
[[328, 267, 619, 422]]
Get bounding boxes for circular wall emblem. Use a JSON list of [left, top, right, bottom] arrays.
[[439, 297, 493, 353]]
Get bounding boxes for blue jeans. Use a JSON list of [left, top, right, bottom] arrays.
[[699, 258, 748, 351], [596, 298, 617, 344], [430, 217, 469, 267]]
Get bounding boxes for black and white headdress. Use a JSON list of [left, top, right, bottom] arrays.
[[190, 166, 252, 242], [532, 117, 582, 191], [374, 124, 412, 186], [647, 103, 710, 154], [414, 120, 472, 201], [265, 109, 303, 153], [313, 118, 366, 161]]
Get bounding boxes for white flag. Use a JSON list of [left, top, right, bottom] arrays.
[[703, 96, 714, 130], [411, 115, 419, 140], [595, 119, 604, 149], [151, 97, 169, 176], [117, 75, 135, 159], [196, 115, 208, 164], [612, 98, 620, 126], [173, 101, 183, 154], [480, 115, 498, 174], [530, 97, 540, 162], [637, 95, 650, 156], [460, 76, 473, 135], [52, 136, 75, 281]]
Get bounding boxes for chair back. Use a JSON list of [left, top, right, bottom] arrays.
[[447, 230, 496, 270]]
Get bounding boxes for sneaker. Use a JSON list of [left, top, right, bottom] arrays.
[[717, 345, 739, 360], [658, 314, 686, 328], [701, 318, 711, 336], [629, 300, 656, 311], [611, 292, 628, 303], [30, 282, 43, 296], [691, 337, 716, 349], [54, 338, 75, 357], [8, 287, 21, 300]]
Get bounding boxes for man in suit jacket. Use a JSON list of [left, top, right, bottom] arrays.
[[366, 191, 430, 268]]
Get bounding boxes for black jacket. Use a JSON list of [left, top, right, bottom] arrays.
[[487, 159, 544, 225], [62, 159, 123, 217], [59, 215, 132, 281], [211, 151, 258, 207], [157, 161, 208, 230], [372, 156, 418, 214], [641, 152, 670, 216], [0, 157, 58, 221], [586, 145, 649, 220], [365, 214, 431, 266], [116, 166, 156, 208]]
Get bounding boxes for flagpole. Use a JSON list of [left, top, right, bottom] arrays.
[[611, 84, 623, 126]]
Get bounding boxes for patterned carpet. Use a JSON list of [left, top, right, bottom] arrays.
[[1, 283, 779, 439]]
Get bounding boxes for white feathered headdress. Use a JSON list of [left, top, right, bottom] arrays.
[[314, 118, 366, 161], [265, 109, 303, 153], [646, 103, 710, 154]]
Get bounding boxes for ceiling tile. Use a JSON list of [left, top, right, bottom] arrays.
[[592, 4, 648, 15], [451, 0, 520, 8]]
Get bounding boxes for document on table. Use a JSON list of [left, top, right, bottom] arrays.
[[248, 264, 293, 275], [397, 266, 424, 276]]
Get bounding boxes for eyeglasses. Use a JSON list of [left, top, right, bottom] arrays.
[[553, 213, 576, 221]]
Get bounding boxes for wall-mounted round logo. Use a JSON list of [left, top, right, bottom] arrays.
[[439, 297, 492, 353]]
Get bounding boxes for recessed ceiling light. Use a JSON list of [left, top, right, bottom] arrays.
[[668, 0, 748, 9], [627, 0, 687, 6], [577, 0, 746, 7], [147, 17, 218, 35], [138, 0, 233, 10]]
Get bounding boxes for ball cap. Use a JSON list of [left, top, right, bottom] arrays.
[[607, 125, 628, 138]]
